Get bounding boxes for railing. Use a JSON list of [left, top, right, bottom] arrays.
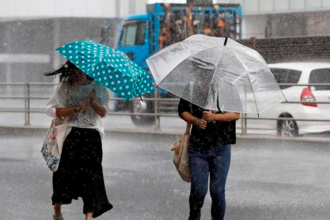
[[0, 82, 330, 135]]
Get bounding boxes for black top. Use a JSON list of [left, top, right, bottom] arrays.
[[178, 98, 236, 147]]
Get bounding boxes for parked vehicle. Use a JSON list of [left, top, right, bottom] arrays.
[[115, 1, 242, 126], [245, 62, 330, 137]]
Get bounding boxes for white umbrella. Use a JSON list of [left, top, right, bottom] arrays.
[[146, 34, 286, 114]]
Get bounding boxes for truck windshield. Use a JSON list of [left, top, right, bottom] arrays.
[[120, 21, 146, 46]]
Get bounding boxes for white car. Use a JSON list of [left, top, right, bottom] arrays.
[[242, 62, 330, 137]]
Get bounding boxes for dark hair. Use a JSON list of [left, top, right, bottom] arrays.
[[44, 61, 93, 84]]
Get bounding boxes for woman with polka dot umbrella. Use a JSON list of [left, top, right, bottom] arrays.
[[56, 39, 154, 100]]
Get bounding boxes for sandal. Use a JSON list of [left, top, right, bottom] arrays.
[[53, 214, 64, 220]]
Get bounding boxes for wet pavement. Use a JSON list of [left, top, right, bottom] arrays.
[[1, 131, 330, 220]]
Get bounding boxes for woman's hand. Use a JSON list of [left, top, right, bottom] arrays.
[[203, 110, 215, 122], [88, 90, 107, 117], [180, 111, 207, 130], [196, 118, 208, 130], [79, 100, 90, 111], [203, 111, 240, 122]]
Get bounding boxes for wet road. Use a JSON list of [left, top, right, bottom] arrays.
[[1, 131, 330, 220]]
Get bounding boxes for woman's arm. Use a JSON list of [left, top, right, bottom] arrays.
[[55, 100, 89, 118], [91, 100, 107, 117], [180, 111, 207, 130], [203, 110, 240, 122], [89, 89, 107, 117]]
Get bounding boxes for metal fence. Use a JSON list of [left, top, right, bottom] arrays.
[[0, 82, 330, 135]]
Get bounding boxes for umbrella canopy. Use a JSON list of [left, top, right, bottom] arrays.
[[56, 40, 154, 100], [146, 34, 286, 114]]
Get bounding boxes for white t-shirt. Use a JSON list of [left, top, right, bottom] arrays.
[[46, 80, 110, 138]]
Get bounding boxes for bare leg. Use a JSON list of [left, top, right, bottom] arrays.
[[54, 203, 61, 215], [85, 212, 93, 220]]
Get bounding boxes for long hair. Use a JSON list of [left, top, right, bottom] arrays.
[[44, 61, 93, 85]]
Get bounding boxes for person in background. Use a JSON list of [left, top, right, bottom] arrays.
[[44, 61, 112, 220]]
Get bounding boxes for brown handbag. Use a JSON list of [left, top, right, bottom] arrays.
[[171, 122, 191, 183]]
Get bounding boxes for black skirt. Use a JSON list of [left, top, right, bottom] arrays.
[[52, 127, 113, 218]]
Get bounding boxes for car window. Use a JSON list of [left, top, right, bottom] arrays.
[[270, 68, 302, 89], [309, 69, 330, 90]]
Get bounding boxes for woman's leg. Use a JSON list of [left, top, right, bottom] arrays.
[[81, 129, 113, 218], [53, 203, 61, 215], [85, 212, 93, 220], [209, 144, 231, 220], [188, 155, 210, 220]]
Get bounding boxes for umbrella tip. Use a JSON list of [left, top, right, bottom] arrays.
[[224, 37, 228, 46]]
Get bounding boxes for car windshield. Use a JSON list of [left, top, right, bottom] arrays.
[[120, 21, 146, 46], [309, 68, 330, 90], [270, 68, 302, 89]]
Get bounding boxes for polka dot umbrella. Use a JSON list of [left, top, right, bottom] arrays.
[[56, 39, 154, 100]]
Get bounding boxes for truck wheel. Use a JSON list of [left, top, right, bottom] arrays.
[[129, 94, 155, 126], [277, 114, 299, 137]]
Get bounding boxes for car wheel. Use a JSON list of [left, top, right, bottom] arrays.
[[129, 94, 155, 126], [277, 115, 299, 137]]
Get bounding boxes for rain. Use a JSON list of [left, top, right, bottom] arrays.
[[1, 0, 330, 220]]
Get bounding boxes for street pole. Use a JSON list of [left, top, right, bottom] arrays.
[[154, 87, 160, 131], [24, 83, 30, 126]]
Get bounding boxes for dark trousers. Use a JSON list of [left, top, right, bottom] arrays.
[[188, 144, 231, 220], [52, 127, 112, 218]]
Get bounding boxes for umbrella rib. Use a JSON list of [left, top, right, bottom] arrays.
[[229, 49, 260, 115], [202, 47, 226, 111]]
